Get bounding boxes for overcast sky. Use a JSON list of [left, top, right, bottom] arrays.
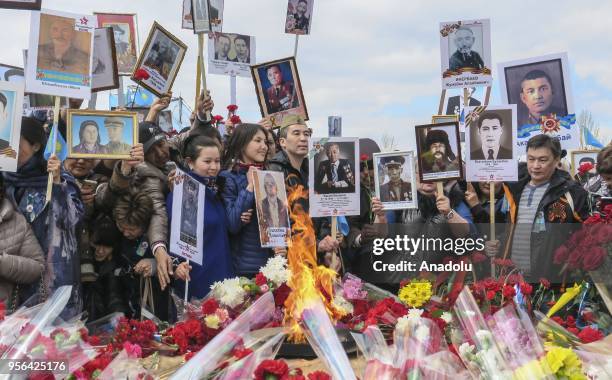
[[2, 0, 611, 150]]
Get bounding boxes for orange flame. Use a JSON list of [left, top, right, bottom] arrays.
[[283, 185, 345, 342]]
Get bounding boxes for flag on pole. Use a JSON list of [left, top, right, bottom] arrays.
[[109, 86, 155, 108], [43, 123, 68, 161], [584, 128, 604, 149]]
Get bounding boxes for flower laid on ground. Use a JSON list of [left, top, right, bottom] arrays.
[[260, 256, 291, 287], [545, 346, 586, 380], [398, 279, 432, 308], [342, 276, 368, 300], [210, 278, 247, 308]]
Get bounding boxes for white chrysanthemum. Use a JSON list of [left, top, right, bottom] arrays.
[[459, 342, 475, 357], [415, 325, 430, 342], [475, 329, 493, 343], [260, 256, 291, 286], [395, 315, 410, 333], [440, 312, 452, 324], [333, 294, 354, 315], [212, 278, 246, 308], [407, 308, 424, 321]]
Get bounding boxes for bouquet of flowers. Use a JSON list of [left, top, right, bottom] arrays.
[[352, 325, 399, 380]]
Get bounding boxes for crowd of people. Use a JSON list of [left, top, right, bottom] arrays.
[[0, 89, 610, 324]]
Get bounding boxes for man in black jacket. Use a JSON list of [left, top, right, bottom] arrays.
[[501, 135, 589, 283]]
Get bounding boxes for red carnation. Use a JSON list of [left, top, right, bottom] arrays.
[[502, 285, 515, 299], [274, 283, 291, 307], [212, 115, 224, 123], [307, 371, 332, 380], [231, 346, 253, 359], [582, 246, 606, 271], [134, 68, 150, 81], [578, 326, 604, 343], [202, 299, 219, 315], [230, 115, 242, 124], [360, 153, 369, 162], [254, 359, 289, 380], [540, 278, 551, 289], [471, 252, 487, 264], [578, 162, 594, 176], [227, 104, 238, 112], [255, 273, 268, 286], [486, 290, 496, 301], [553, 245, 570, 264], [519, 282, 533, 296], [567, 327, 580, 335]]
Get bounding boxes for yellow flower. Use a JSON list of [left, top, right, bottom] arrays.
[[545, 347, 586, 380], [398, 280, 432, 308], [204, 314, 221, 329]]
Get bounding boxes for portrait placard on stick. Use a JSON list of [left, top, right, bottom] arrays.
[[0, 81, 24, 172], [132, 22, 187, 97], [91, 27, 119, 92], [373, 151, 417, 210], [253, 170, 291, 248], [439, 19, 492, 90], [67, 109, 138, 159], [415, 122, 463, 182], [95, 13, 139, 76], [285, 0, 314, 35], [309, 137, 360, 217], [328, 116, 342, 137], [251, 57, 308, 126], [0, 0, 41, 10], [26, 9, 96, 100], [207, 33, 255, 78], [170, 169, 205, 266], [498, 53, 578, 150], [465, 104, 518, 182]]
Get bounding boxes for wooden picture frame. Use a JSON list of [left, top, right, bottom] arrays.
[[0, 0, 41, 10], [415, 122, 463, 183], [94, 12, 140, 76], [431, 114, 459, 124], [92, 27, 120, 93], [67, 109, 138, 160], [132, 22, 187, 98]]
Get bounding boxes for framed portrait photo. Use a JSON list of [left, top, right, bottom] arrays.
[[181, 0, 194, 29], [308, 137, 360, 217], [415, 122, 463, 183], [26, 9, 96, 100], [432, 114, 459, 124], [439, 19, 492, 90], [207, 32, 255, 78], [0, 81, 25, 172], [0, 0, 41, 10], [571, 150, 599, 177], [465, 104, 518, 182], [191, 0, 223, 34], [498, 53, 578, 150], [285, 0, 314, 35], [67, 109, 138, 159], [253, 170, 291, 248], [251, 57, 308, 126], [132, 22, 187, 98], [373, 151, 417, 210], [91, 27, 119, 92], [158, 109, 173, 132], [95, 13, 139, 76], [328, 116, 342, 137]]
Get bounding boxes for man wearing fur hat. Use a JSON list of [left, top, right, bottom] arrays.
[[421, 129, 459, 174]]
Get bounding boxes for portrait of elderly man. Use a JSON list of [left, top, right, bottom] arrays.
[[264, 64, 298, 114], [449, 26, 484, 71], [214, 34, 231, 61], [518, 69, 565, 126], [144, 37, 177, 80], [37, 14, 90, 75], [259, 173, 289, 230], [315, 142, 356, 194], [73, 120, 107, 154], [420, 129, 459, 174], [379, 156, 412, 202], [103, 116, 132, 155], [180, 177, 198, 244], [471, 113, 512, 160], [230, 35, 250, 64]]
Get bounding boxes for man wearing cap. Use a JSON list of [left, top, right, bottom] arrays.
[[104, 116, 132, 155], [73, 120, 107, 154], [379, 156, 412, 202], [315, 142, 355, 194], [421, 129, 459, 173]]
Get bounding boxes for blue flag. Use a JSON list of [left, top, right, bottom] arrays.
[[109, 86, 155, 108], [43, 123, 68, 161], [584, 128, 604, 149]]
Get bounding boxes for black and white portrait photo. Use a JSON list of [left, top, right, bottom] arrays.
[[328, 116, 342, 137], [374, 152, 417, 210], [445, 87, 482, 116], [308, 137, 360, 217], [133, 22, 187, 97], [465, 105, 517, 182], [415, 123, 462, 182], [285, 0, 314, 35], [92, 27, 119, 92], [180, 175, 199, 246], [439, 19, 491, 89], [208, 33, 255, 78], [170, 169, 205, 265]]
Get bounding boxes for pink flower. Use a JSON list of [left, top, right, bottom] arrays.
[[260, 284, 270, 293], [123, 342, 142, 359], [215, 308, 229, 323]]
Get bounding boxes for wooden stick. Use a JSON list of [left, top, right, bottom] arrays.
[[484, 86, 491, 106], [45, 96, 61, 203], [198, 34, 210, 121], [293, 34, 299, 58], [463, 87, 469, 108], [490, 181, 496, 277], [184, 259, 190, 310], [195, 52, 201, 110], [438, 89, 447, 115], [436, 181, 444, 197]]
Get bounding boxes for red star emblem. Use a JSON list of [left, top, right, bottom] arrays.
[[79, 17, 88, 25]]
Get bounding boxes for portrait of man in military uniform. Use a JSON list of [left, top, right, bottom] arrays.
[[448, 26, 484, 72], [180, 176, 199, 246], [37, 14, 90, 76], [285, 0, 312, 35], [103, 116, 132, 155], [378, 156, 412, 202], [518, 69, 566, 127], [143, 34, 179, 81], [263, 64, 299, 114]]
